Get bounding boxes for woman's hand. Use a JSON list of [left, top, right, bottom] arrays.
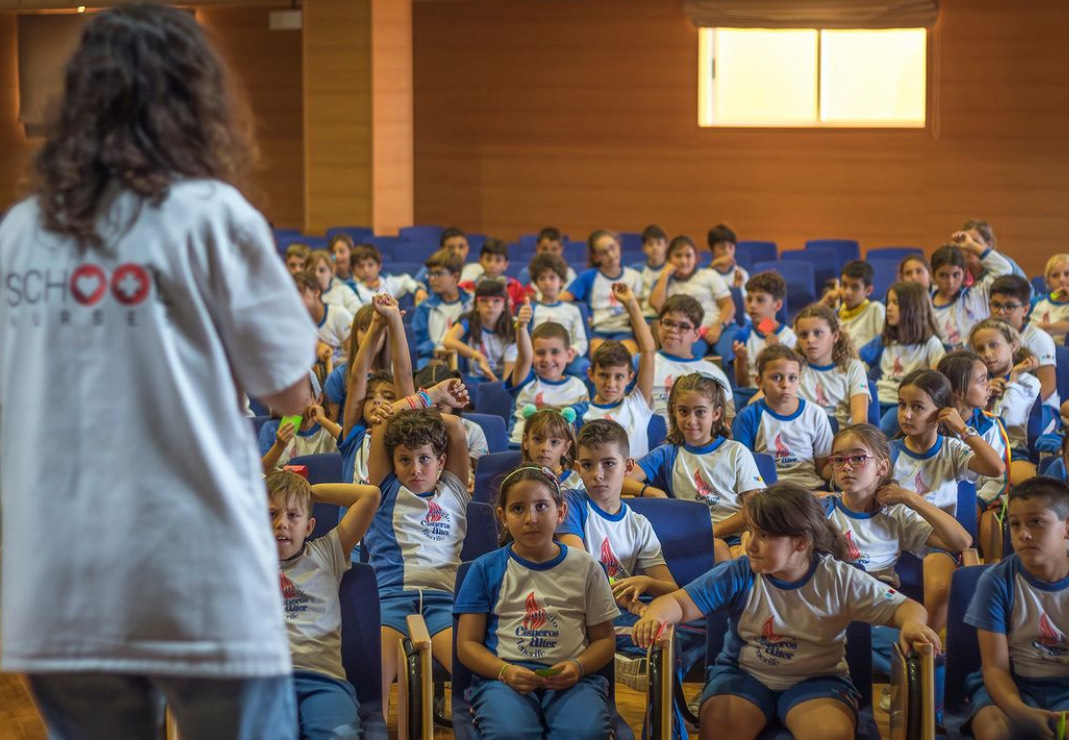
[[540, 659, 582, 690]]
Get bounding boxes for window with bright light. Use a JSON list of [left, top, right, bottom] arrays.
[[698, 28, 927, 128]]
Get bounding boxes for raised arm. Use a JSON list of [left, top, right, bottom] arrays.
[[441, 412, 471, 487], [511, 305, 534, 387], [310, 482, 381, 556], [374, 294, 415, 398], [342, 312, 386, 439], [875, 485, 972, 553], [614, 282, 655, 404], [938, 408, 1006, 478], [648, 262, 674, 313]]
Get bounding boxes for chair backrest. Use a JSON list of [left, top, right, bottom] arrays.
[[398, 225, 443, 243], [753, 452, 778, 485], [619, 232, 644, 252], [647, 415, 668, 451], [472, 450, 522, 504], [1056, 345, 1069, 401], [805, 238, 861, 264], [475, 381, 515, 422], [291, 454, 346, 540], [867, 257, 902, 301], [461, 501, 501, 561], [463, 412, 510, 454], [383, 261, 423, 278], [866, 247, 924, 262], [326, 226, 374, 244], [944, 564, 988, 714], [736, 240, 777, 264], [729, 285, 746, 325], [867, 380, 880, 426], [339, 563, 384, 711], [779, 248, 840, 289], [956, 481, 979, 549], [627, 499, 715, 586], [751, 260, 816, 315]]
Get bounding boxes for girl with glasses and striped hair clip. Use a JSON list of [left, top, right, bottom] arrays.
[[454, 463, 620, 739]]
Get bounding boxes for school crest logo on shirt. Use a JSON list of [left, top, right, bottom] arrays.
[[773, 433, 797, 466], [843, 530, 863, 562], [515, 591, 561, 659], [663, 375, 674, 394], [1034, 612, 1069, 658], [420, 499, 451, 541], [913, 473, 931, 497], [944, 318, 960, 347], [754, 615, 797, 666], [600, 537, 627, 579], [694, 470, 724, 507], [534, 391, 545, 408], [279, 572, 310, 619], [892, 356, 904, 377]]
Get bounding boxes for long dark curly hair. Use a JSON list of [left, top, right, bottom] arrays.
[[33, 4, 256, 250]]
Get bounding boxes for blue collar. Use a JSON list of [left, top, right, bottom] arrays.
[[683, 436, 726, 455], [758, 398, 804, 421], [899, 434, 943, 460], [765, 556, 821, 590], [507, 541, 568, 570]]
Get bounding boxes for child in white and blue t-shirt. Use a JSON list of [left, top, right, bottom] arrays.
[[733, 345, 833, 491], [455, 465, 619, 740], [365, 388, 472, 706], [964, 477, 1069, 739], [259, 371, 341, 472], [630, 485, 939, 740], [528, 252, 589, 373], [561, 230, 643, 354], [508, 320, 590, 445], [732, 271, 797, 395], [635, 372, 764, 549]]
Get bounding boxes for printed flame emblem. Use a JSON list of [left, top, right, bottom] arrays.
[[534, 391, 545, 408], [425, 500, 445, 523], [600, 537, 625, 578], [843, 530, 862, 561], [664, 375, 674, 393], [892, 356, 904, 377], [279, 573, 298, 600], [815, 382, 828, 407], [913, 473, 931, 496], [694, 469, 714, 498], [1039, 612, 1066, 646], [774, 432, 790, 461], [761, 615, 784, 643], [522, 591, 548, 630], [945, 319, 960, 346]]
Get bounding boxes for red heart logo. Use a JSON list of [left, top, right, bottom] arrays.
[[70, 265, 106, 306]]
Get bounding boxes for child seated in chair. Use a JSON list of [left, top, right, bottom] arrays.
[[965, 476, 1069, 739], [455, 464, 619, 739], [364, 383, 472, 714], [259, 371, 340, 472], [508, 320, 590, 445], [267, 470, 381, 739]]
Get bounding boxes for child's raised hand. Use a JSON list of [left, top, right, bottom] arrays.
[[275, 420, 296, 445], [502, 665, 543, 695], [1011, 354, 1039, 378], [541, 659, 583, 690], [610, 282, 635, 305], [951, 231, 983, 253], [308, 403, 328, 424], [368, 402, 394, 427], [732, 340, 747, 359], [764, 333, 780, 347], [372, 293, 402, 320], [936, 407, 968, 436], [433, 378, 470, 409], [733, 267, 745, 287], [987, 377, 1008, 399], [516, 297, 533, 327], [876, 484, 919, 508]]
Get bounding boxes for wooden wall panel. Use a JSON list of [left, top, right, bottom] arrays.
[[0, 15, 38, 214], [303, 0, 373, 234], [371, 0, 414, 235], [412, 0, 1069, 275], [198, 6, 304, 230]]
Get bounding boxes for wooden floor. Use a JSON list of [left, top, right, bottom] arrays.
[[3, 672, 889, 740]]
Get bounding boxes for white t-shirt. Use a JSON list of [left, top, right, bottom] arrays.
[[1031, 294, 1069, 345], [358, 273, 421, 301], [580, 387, 654, 459], [665, 269, 731, 328], [1021, 323, 1060, 410], [732, 399, 834, 489], [798, 360, 870, 430], [870, 337, 947, 404], [281, 529, 351, 681], [508, 372, 590, 444], [567, 267, 643, 334], [930, 250, 1013, 349], [636, 262, 666, 319], [636, 437, 766, 526], [735, 322, 799, 386], [559, 491, 666, 580], [531, 301, 589, 357], [322, 280, 364, 316], [458, 319, 517, 379], [824, 496, 933, 583], [463, 417, 489, 460], [460, 262, 483, 284], [889, 435, 975, 515], [0, 180, 315, 676], [318, 303, 354, 364], [652, 351, 735, 422], [838, 300, 885, 352], [990, 372, 1041, 453], [257, 421, 340, 469]]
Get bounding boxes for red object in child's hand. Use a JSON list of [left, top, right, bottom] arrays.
[[283, 464, 309, 479], [757, 317, 777, 335]]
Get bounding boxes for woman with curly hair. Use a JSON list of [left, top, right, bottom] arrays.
[[0, 4, 313, 738]]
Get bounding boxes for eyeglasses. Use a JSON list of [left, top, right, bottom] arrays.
[[427, 269, 450, 279], [826, 453, 873, 470], [660, 320, 695, 333], [989, 302, 1023, 312]]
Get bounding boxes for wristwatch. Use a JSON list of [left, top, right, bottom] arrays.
[[959, 426, 980, 440]]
